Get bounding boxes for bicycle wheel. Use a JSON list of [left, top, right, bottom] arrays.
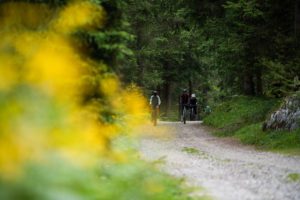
[[190, 107, 195, 121], [152, 108, 157, 126], [183, 107, 186, 124]]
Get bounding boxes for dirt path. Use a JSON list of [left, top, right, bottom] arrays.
[[138, 121, 300, 200]]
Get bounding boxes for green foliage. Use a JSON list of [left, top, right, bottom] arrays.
[[204, 96, 300, 154], [194, 0, 300, 97], [261, 59, 300, 97], [224, 0, 264, 23], [235, 124, 300, 152], [103, 0, 300, 116], [98, 161, 195, 200], [287, 173, 300, 182], [0, 158, 198, 200], [204, 96, 279, 134], [0, 161, 101, 200], [143, 70, 164, 89], [0, 136, 202, 200], [17, 0, 67, 5], [182, 147, 200, 155], [123, 0, 210, 94]]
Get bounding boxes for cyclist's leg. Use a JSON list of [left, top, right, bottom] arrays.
[[194, 105, 197, 120], [153, 108, 156, 125], [183, 106, 185, 123], [180, 104, 184, 121], [151, 106, 155, 123], [178, 104, 180, 120], [152, 107, 156, 125], [192, 106, 196, 120]]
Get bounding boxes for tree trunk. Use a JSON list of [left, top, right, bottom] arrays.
[[135, 23, 145, 87], [163, 81, 172, 116], [188, 79, 193, 96], [255, 68, 263, 96], [243, 72, 255, 96], [162, 61, 172, 117], [295, 0, 300, 39], [136, 57, 144, 86]]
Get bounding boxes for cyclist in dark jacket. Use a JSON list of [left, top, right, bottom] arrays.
[[190, 93, 197, 114], [179, 89, 190, 117], [180, 89, 189, 105]]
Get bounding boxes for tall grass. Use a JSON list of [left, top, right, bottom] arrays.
[[203, 96, 300, 154], [204, 96, 279, 129], [235, 124, 300, 151]]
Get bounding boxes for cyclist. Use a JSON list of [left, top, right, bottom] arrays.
[[190, 93, 197, 113], [190, 93, 197, 120], [179, 89, 189, 121], [149, 91, 161, 125]]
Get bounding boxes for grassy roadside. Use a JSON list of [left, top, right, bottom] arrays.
[[203, 96, 300, 155], [0, 136, 207, 200]]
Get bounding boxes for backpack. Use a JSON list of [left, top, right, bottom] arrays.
[[151, 95, 159, 107]]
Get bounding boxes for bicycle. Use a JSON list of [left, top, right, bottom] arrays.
[[181, 104, 189, 124], [152, 107, 159, 126], [190, 105, 196, 121]]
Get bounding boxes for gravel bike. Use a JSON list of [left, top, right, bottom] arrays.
[[190, 105, 196, 121], [152, 107, 159, 126], [181, 104, 189, 124]]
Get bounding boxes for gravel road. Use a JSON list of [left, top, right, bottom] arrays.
[[138, 121, 300, 200]]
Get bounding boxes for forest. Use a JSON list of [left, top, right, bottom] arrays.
[[119, 0, 300, 116], [0, 0, 299, 199]]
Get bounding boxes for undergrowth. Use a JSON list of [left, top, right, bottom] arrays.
[[287, 173, 300, 182], [182, 147, 200, 155], [0, 136, 205, 200], [235, 124, 300, 151], [203, 96, 300, 154], [204, 96, 279, 131]]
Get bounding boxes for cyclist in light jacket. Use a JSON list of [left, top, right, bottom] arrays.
[[150, 91, 161, 126], [149, 91, 161, 108]]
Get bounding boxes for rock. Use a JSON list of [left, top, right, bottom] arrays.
[[263, 95, 300, 131]]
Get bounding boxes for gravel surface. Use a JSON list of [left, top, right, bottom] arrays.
[[138, 121, 300, 200]]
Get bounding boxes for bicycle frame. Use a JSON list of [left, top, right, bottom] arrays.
[[181, 104, 189, 124], [152, 107, 158, 126], [190, 106, 196, 121]]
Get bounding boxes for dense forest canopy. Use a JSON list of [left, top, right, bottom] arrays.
[[2, 0, 299, 111], [11, 0, 299, 106], [116, 0, 300, 116]]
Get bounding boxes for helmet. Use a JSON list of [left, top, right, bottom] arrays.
[[152, 90, 157, 95], [183, 89, 187, 92], [191, 93, 196, 98]]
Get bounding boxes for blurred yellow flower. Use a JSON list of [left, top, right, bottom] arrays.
[[0, 1, 148, 180], [54, 0, 106, 33]]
